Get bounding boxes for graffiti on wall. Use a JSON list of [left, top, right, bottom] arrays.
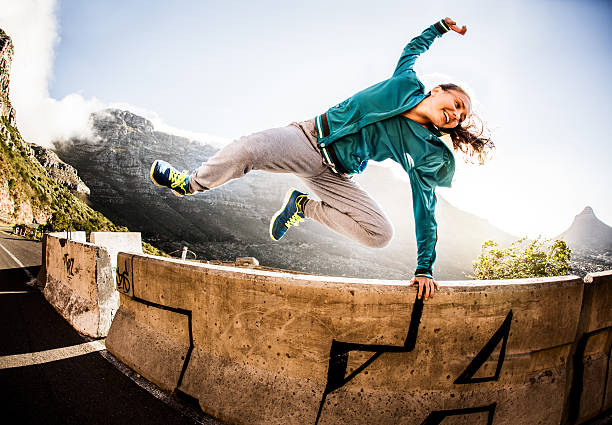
[[116, 259, 131, 294], [314, 295, 513, 425], [62, 253, 75, 277]]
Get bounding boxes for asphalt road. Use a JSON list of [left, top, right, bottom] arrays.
[[0, 226, 41, 267], [0, 228, 221, 425]]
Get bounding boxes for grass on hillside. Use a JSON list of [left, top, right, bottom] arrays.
[[0, 117, 167, 257]]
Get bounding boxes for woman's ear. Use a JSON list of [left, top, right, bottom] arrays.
[[430, 86, 443, 96]]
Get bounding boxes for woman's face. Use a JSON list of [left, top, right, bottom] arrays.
[[427, 87, 472, 129]]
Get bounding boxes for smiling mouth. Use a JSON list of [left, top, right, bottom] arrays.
[[443, 111, 449, 124]]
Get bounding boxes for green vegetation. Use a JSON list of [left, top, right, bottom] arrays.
[[472, 237, 571, 280], [40, 210, 126, 234], [0, 118, 167, 256], [0, 120, 124, 234], [142, 241, 171, 257]]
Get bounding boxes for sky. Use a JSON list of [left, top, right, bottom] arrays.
[[0, 0, 611, 238]]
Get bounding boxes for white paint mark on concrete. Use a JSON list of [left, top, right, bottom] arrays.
[[0, 291, 35, 294], [0, 340, 106, 369], [0, 240, 36, 284]]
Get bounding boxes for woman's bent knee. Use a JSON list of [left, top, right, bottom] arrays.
[[366, 233, 393, 248], [363, 222, 394, 248]]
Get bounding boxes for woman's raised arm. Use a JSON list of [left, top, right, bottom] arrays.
[[393, 18, 467, 77]]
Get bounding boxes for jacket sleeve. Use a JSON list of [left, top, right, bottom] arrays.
[[393, 20, 450, 77], [409, 169, 438, 279]]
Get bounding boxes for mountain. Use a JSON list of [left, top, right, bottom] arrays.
[[0, 29, 16, 128], [53, 108, 516, 280], [557, 206, 612, 276], [0, 27, 125, 238], [558, 206, 612, 251], [30, 144, 90, 196]]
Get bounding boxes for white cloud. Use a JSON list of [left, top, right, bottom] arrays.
[[0, 0, 228, 149], [0, 0, 102, 147]]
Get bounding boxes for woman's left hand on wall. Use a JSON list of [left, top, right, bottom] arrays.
[[410, 276, 440, 300]]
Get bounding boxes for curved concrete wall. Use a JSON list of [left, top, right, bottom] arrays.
[[572, 271, 612, 423], [44, 235, 118, 337], [106, 253, 612, 425]]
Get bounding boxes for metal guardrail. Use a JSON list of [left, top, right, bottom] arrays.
[[11, 223, 43, 239]]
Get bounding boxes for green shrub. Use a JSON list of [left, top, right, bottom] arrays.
[[142, 241, 170, 257], [472, 237, 571, 280]]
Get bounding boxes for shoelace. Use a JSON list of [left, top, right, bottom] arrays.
[[168, 169, 189, 190], [285, 212, 304, 228]]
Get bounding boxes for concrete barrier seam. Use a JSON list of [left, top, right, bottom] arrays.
[[560, 277, 588, 425], [598, 329, 612, 415], [115, 253, 195, 389], [568, 332, 588, 424], [569, 327, 612, 423], [129, 295, 194, 389]]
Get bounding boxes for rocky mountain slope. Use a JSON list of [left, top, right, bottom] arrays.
[[0, 30, 15, 128], [558, 206, 612, 251], [557, 206, 612, 275], [0, 27, 122, 236], [54, 108, 517, 279], [30, 144, 90, 195]]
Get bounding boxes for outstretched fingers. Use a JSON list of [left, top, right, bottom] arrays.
[[409, 276, 440, 300]]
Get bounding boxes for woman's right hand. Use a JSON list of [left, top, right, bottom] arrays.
[[444, 17, 467, 35]]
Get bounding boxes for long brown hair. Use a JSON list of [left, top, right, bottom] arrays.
[[438, 83, 494, 164]]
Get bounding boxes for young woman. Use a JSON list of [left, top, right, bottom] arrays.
[[150, 17, 492, 300]]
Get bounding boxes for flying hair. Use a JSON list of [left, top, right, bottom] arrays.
[[438, 83, 495, 164]]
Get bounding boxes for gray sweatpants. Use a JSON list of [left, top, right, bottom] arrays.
[[188, 119, 393, 248]]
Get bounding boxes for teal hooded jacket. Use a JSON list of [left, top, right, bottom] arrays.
[[315, 20, 455, 278]]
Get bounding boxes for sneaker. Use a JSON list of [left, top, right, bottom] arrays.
[[270, 189, 308, 241], [150, 160, 192, 197]]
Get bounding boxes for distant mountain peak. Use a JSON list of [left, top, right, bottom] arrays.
[[559, 206, 612, 251], [578, 206, 595, 216], [93, 108, 154, 134]]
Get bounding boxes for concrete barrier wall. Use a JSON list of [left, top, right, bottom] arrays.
[[89, 232, 142, 269], [48, 230, 86, 242], [35, 232, 86, 288], [90, 231, 143, 292], [571, 271, 612, 423], [44, 235, 118, 338], [106, 253, 611, 425]]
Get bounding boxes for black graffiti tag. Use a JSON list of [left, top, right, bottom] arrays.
[[453, 310, 513, 385], [116, 260, 131, 294], [63, 254, 75, 276], [315, 294, 424, 425], [419, 310, 513, 425], [420, 403, 497, 425], [315, 301, 513, 425]]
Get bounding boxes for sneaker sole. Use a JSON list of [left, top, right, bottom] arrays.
[[149, 161, 185, 198], [269, 188, 299, 241]]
